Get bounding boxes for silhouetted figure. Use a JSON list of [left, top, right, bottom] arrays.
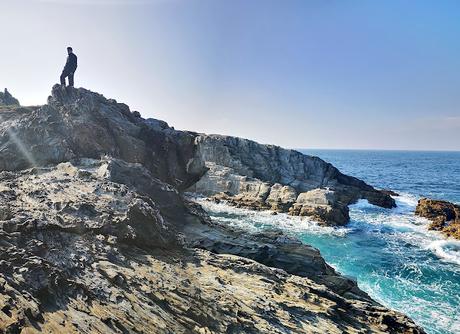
[[60, 47, 78, 87]]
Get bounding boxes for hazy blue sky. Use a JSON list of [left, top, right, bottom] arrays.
[[1, 0, 459, 150]]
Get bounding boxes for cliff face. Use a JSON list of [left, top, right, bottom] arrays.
[[0, 86, 423, 333], [188, 134, 395, 225]]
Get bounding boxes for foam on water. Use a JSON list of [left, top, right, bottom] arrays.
[[428, 240, 460, 266], [349, 194, 460, 266], [194, 197, 350, 237]]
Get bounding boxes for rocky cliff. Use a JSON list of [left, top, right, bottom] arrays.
[[188, 135, 395, 225], [0, 86, 423, 333], [0, 85, 205, 189]]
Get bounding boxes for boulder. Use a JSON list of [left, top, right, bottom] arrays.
[[415, 198, 460, 239], [266, 183, 297, 211], [288, 189, 350, 225]]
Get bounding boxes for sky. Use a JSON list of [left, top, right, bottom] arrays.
[[1, 0, 459, 150]]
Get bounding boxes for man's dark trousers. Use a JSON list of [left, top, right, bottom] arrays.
[[60, 71, 74, 87]]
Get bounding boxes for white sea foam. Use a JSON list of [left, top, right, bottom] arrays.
[[193, 197, 350, 237], [393, 192, 420, 212], [330, 194, 460, 270], [195, 194, 460, 265], [427, 240, 460, 266]]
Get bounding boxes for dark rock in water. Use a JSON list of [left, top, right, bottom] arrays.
[[380, 189, 400, 197], [187, 135, 396, 225], [0, 88, 19, 106], [415, 198, 460, 239], [0, 85, 424, 333]]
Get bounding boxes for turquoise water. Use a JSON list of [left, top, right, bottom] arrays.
[[197, 150, 460, 334]]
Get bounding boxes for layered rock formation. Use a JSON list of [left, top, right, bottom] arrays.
[[0, 86, 423, 333], [187, 135, 396, 225], [415, 198, 460, 239], [0, 89, 19, 106]]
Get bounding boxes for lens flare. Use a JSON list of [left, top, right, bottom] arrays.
[[0, 112, 37, 168]]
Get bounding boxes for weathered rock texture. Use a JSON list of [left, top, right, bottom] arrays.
[[415, 198, 460, 239], [0, 88, 19, 106], [188, 135, 396, 225], [0, 86, 423, 333]]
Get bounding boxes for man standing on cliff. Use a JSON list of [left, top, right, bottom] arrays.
[[60, 47, 78, 87]]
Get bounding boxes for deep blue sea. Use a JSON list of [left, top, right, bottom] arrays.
[[196, 150, 460, 334]]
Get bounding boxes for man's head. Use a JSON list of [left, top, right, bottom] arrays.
[[67, 47, 73, 55]]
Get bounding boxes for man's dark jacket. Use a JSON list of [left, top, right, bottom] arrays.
[[63, 53, 78, 73]]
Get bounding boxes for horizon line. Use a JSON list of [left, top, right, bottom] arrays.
[[295, 147, 460, 153]]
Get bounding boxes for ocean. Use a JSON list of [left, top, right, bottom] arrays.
[[195, 150, 460, 334]]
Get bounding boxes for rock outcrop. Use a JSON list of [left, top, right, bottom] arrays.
[[0, 86, 423, 333], [415, 198, 460, 239], [0, 85, 205, 189], [188, 135, 396, 225], [0, 88, 19, 106]]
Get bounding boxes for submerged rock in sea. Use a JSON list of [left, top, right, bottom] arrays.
[[0, 85, 424, 333], [188, 134, 396, 225], [415, 198, 460, 239]]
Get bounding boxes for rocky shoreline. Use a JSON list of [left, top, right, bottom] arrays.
[[187, 135, 395, 226], [0, 87, 424, 333]]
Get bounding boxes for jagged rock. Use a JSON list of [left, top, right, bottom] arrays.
[[0, 88, 19, 106], [188, 134, 395, 225], [415, 198, 460, 239], [0, 160, 178, 248]]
